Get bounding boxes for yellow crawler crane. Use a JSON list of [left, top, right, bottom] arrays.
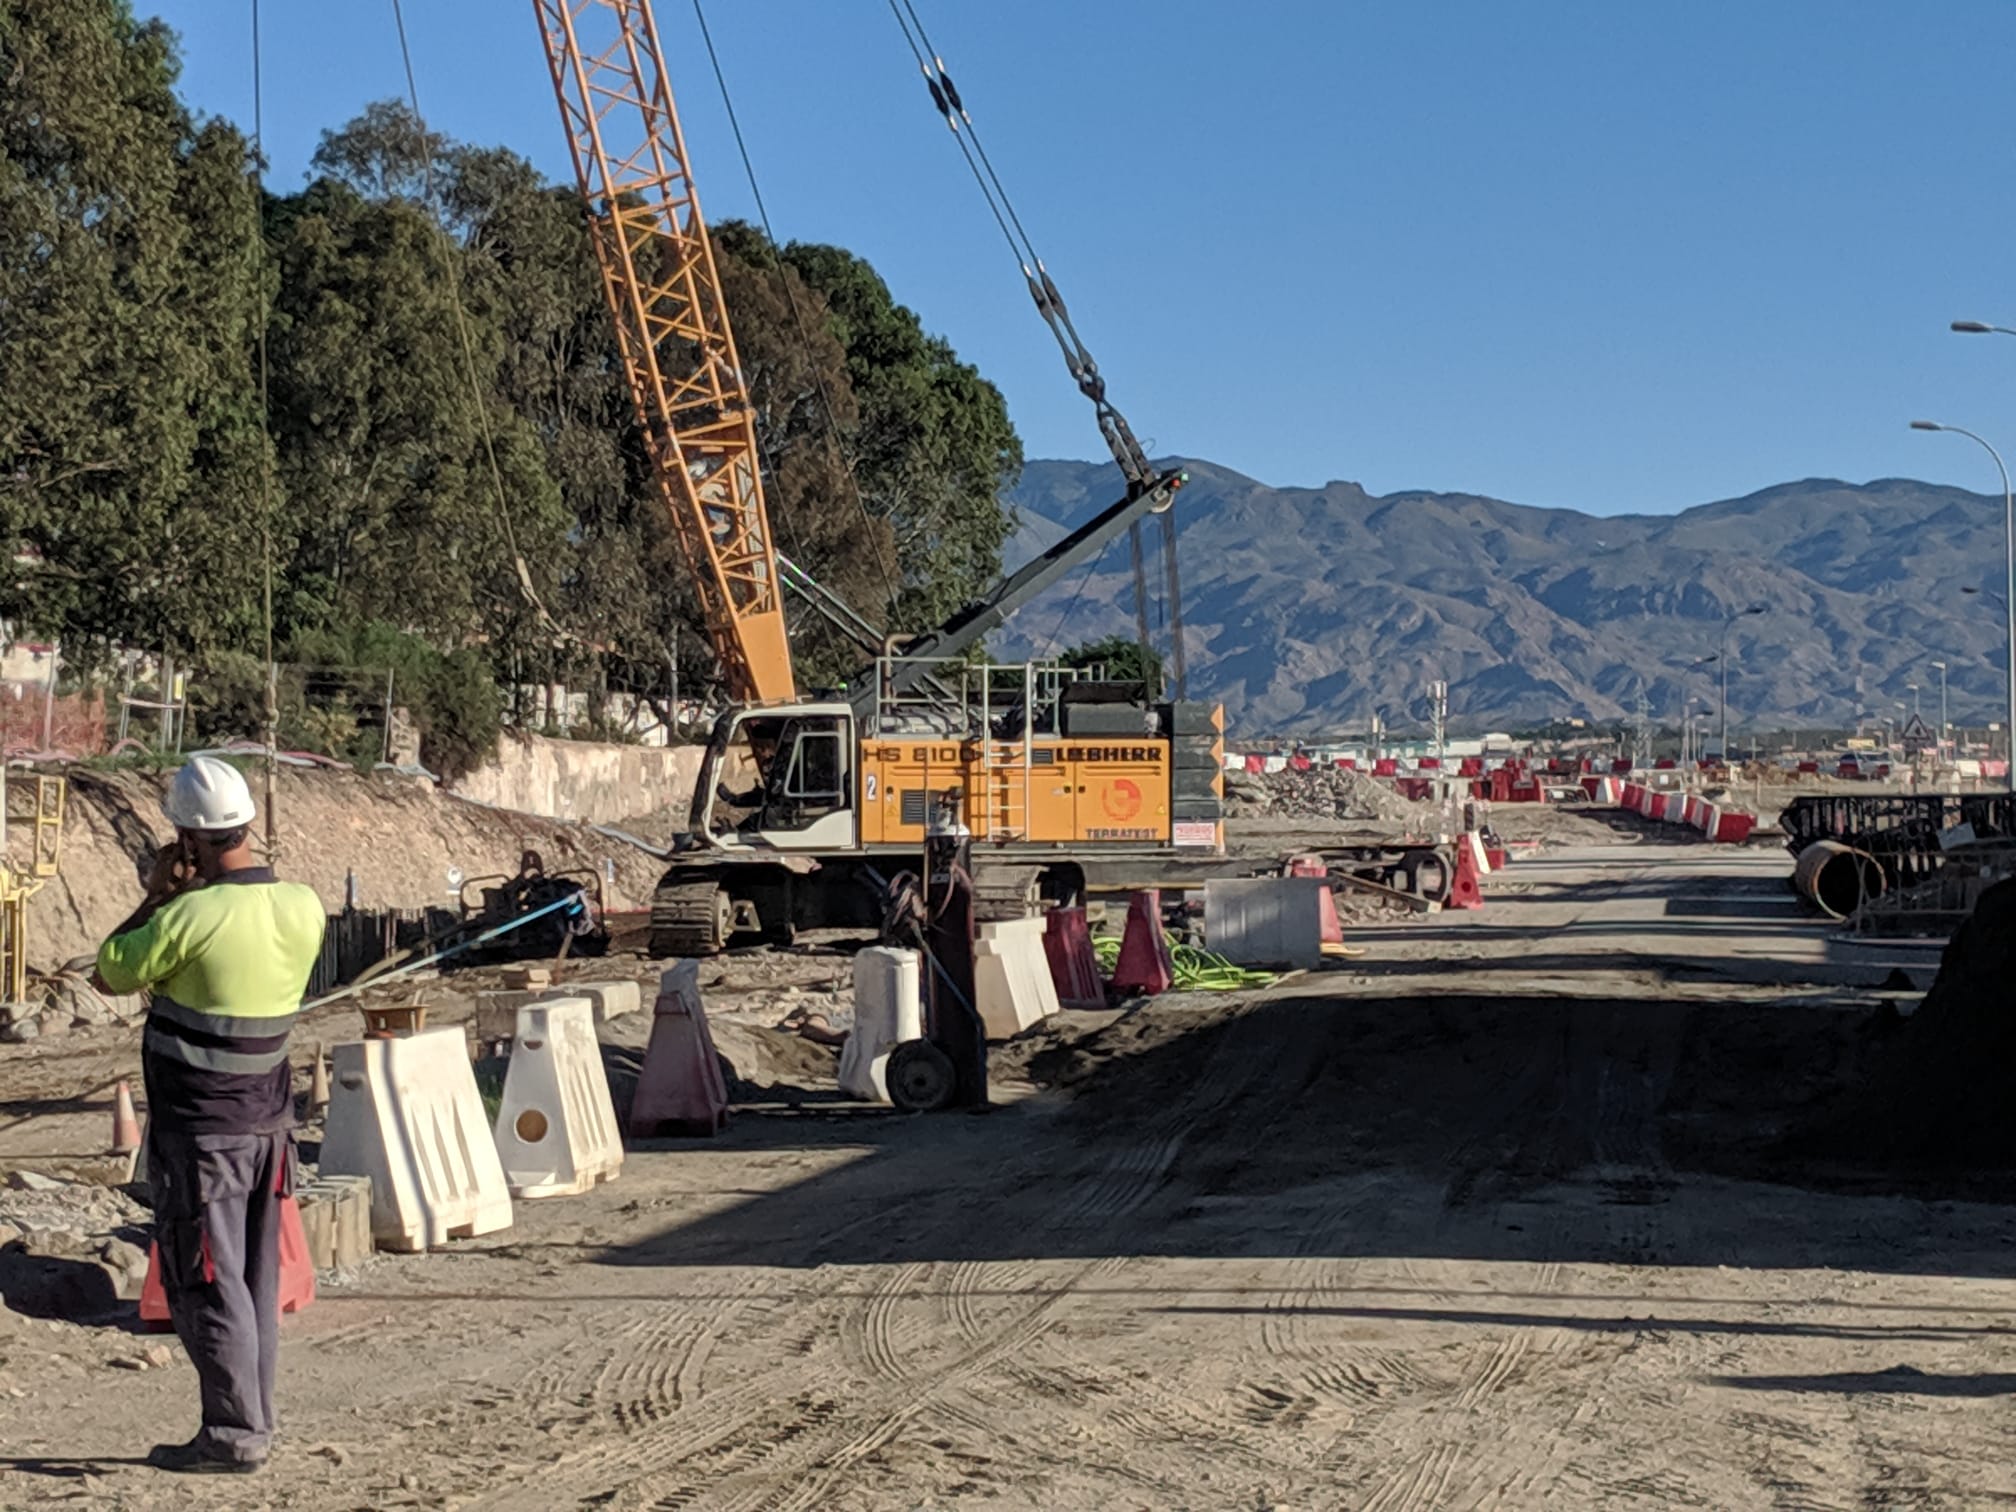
[[533, 2, 1227, 953]]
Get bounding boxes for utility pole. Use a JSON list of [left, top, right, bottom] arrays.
[[39, 645, 57, 753], [158, 650, 174, 752], [1719, 605, 1765, 761]]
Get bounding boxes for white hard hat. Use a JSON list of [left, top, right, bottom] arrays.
[[163, 755, 256, 831]]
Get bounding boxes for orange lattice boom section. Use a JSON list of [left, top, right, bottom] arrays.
[[535, 0, 796, 704]]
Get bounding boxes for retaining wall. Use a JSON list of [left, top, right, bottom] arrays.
[[450, 733, 706, 825]]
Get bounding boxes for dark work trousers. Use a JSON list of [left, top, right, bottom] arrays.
[[146, 1128, 293, 1464]]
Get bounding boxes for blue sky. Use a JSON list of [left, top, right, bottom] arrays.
[[146, 0, 2016, 516]]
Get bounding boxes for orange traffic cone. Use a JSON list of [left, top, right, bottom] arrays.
[[110, 1080, 141, 1154]]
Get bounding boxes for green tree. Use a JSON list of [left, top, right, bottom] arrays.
[[0, 0, 271, 674], [265, 128, 572, 662], [1060, 635, 1163, 694], [767, 234, 1023, 633]]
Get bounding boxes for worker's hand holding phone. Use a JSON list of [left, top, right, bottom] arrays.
[[143, 840, 199, 903]]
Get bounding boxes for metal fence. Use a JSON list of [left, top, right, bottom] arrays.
[[304, 905, 460, 1001]]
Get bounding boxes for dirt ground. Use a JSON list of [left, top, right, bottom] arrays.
[[5, 802, 2016, 1510]]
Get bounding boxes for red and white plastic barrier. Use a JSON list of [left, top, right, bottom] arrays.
[[1614, 784, 1756, 844]]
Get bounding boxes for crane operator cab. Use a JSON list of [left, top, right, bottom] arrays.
[[691, 703, 857, 852]]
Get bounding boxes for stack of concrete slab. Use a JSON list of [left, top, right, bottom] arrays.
[[294, 1174, 374, 1271]]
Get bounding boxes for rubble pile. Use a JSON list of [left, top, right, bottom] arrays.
[[0, 976, 134, 1045], [1225, 766, 1426, 825], [0, 1171, 151, 1318]]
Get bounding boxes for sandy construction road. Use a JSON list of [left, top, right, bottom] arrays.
[[4, 828, 2014, 1510]]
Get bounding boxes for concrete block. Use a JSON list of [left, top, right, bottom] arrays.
[[320, 1027, 514, 1252], [973, 918, 1060, 1040], [564, 980, 641, 1024], [840, 948, 923, 1102], [476, 980, 641, 1043], [1204, 877, 1326, 970], [492, 997, 623, 1199]]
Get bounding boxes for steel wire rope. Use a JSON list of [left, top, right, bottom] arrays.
[[892, 0, 1048, 273], [691, 0, 904, 623], [250, 0, 281, 857], [886, 0, 1183, 691], [897, 0, 1190, 693], [388, 0, 567, 646], [1038, 541, 1113, 660]]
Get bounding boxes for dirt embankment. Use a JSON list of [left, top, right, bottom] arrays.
[[30, 765, 671, 974], [1804, 876, 2016, 1172]]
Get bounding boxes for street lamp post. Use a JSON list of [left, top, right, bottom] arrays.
[[1930, 659, 1948, 757], [1718, 608, 1765, 763], [1911, 414, 2016, 791]]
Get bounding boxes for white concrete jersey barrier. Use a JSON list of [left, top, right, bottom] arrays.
[[1204, 877, 1326, 970], [491, 996, 624, 1199], [320, 1027, 514, 1252], [839, 948, 922, 1103], [973, 918, 1061, 1040]]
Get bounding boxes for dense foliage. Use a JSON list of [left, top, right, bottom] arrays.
[[0, 3, 1021, 770]]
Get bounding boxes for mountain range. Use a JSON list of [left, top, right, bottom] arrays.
[[996, 460, 2010, 736]]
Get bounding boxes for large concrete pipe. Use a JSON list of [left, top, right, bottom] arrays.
[[1792, 839, 1886, 920]]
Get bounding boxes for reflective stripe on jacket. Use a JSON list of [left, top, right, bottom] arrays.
[[99, 868, 325, 1132]]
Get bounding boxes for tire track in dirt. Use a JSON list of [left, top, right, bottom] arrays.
[[749, 1004, 1301, 1510], [485, 996, 1334, 1510], [1253, 1176, 1390, 1365], [941, 1258, 990, 1343], [991, 1345, 1311, 1486], [472, 1275, 841, 1509], [840, 1260, 930, 1383], [575, 1271, 771, 1436], [755, 1261, 1113, 1512], [1346, 1325, 1591, 1512], [1345, 999, 1666, 1511]]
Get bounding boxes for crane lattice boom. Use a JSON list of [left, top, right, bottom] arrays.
[[534, 0, 795, 704]]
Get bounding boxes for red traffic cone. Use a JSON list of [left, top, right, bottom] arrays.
[[140, 1194, 315, 1330], [1042, 907, 1106, 1009], [1110, 891, 1175, 997], [110, 1080, 141, 1155], [1447, 840, 1484, 910]]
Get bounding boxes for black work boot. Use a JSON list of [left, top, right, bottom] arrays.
[[146, 1438, 265, 1475]]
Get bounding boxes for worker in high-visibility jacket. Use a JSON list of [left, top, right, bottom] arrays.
[[94, 756, 324, 1476]]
